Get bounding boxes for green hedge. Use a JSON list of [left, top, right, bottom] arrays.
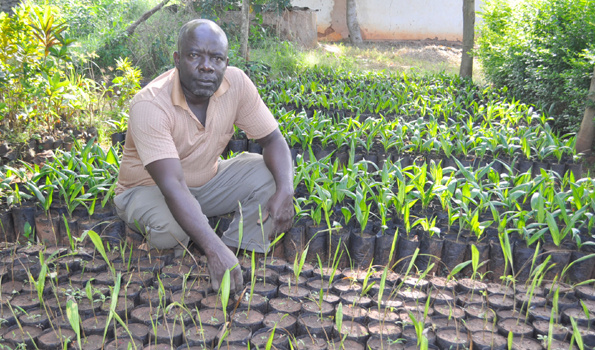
[[476, 0, 595, 134]]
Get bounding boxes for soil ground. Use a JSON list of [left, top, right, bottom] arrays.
[[318, 39, 474, 78]]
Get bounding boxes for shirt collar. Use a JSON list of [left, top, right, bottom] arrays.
[[171, 68, 230, 110]]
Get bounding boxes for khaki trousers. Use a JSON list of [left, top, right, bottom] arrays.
[[114, 153, 276, 254]]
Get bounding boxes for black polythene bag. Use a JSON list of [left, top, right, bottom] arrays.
[[394, 234, 419, 274], [462, 240, 490, 277], [568, 249, 595, 284], [374, 231, 397, 268], [542, 244, 572, 281], [284, 225, 305, 263], [349, 230, 376, 268], [101, 216, 126, 246], [440, 235, 467, 277], [488, 239, 509, 281], [513, 241, 541, 283], [417, 232, 444, 273], [306, 224, 328, 263], [329, 228, 351, 269]]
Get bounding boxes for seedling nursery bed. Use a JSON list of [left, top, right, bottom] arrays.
[[0, 225, 593, 350], [1, 68, 595, 349]]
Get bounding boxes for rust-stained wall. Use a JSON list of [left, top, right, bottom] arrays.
[[221, 9, 318, 48], [262, 8, 318, 48], [291, 0, 485, 42]]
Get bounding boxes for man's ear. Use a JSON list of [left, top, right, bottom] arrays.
[[226, 57, 229, 67], [173, 51, 180, 68]]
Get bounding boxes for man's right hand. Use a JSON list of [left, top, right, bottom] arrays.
[[146, 158, 244, 293], [206, 243, 243, 293]]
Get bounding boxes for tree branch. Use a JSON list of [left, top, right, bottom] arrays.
[[125, 0, 172, 38]]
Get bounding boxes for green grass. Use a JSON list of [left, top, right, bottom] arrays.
[[249, 39, 480, 81]]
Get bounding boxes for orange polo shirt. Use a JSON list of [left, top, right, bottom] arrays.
[[115, 67, 278, 195]]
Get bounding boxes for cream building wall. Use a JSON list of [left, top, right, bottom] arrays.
[[291, 0, 485, 42]]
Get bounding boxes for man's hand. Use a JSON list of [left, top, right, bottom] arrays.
[[256, 128, 295, 241], [264, 189, 294, 240], [146, 158, 244, 292], [206, 243, 243, 293]]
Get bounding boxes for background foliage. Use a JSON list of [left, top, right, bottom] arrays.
[[42, 0, 290, 79], [476, 0, 595, 134], [0, 0, 290, 142], [5, 0, 595, 148], [0, 2, 143, 143], [0, 3, 92, 136]]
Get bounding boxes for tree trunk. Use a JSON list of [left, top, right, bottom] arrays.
[[575, 65, 595, 155], [239, 0, 250, 61], [346, 0, 363, 46], [459, 0, 475, 79], [98, 0, 170, 56], [125, 0, 171, 38]]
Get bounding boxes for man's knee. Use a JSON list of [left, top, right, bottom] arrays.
[[258, 169, 276, 196], [145, 224, 189, 250], [252, 156, 275, 190], [119, 202, 189, 250], [236, 153, 276, 198]]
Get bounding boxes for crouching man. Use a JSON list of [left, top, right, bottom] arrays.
[[114, 19, 294, 291]]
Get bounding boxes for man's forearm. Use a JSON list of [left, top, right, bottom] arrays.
[[260, 130, 295, 235], [261, 134, 294, 195]]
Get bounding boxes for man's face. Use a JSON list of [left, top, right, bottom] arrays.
[[174, 24, 229, 101]]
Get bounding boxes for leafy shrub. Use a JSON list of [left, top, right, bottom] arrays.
[[103, 57, 142, 132], [0, 3, 144, 144], [38, 0, 290, 79], [0, 3, 96, 136], [476, 0, 595, 133], [44, 0, 144, 70]]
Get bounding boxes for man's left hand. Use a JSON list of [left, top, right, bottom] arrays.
[[263, 189, 294, 240]]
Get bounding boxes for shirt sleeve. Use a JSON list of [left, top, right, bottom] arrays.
[[233, 70, 278, 140], [128, 101, 180, 167]]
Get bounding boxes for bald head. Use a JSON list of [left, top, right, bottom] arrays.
[[177, 19, 228, 54]]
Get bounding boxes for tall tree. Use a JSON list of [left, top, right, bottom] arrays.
[[576, 65, 595, 155], [459, 0, 475, 79], [346, 0, 363, 46], [239, 0, 250, 61]]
